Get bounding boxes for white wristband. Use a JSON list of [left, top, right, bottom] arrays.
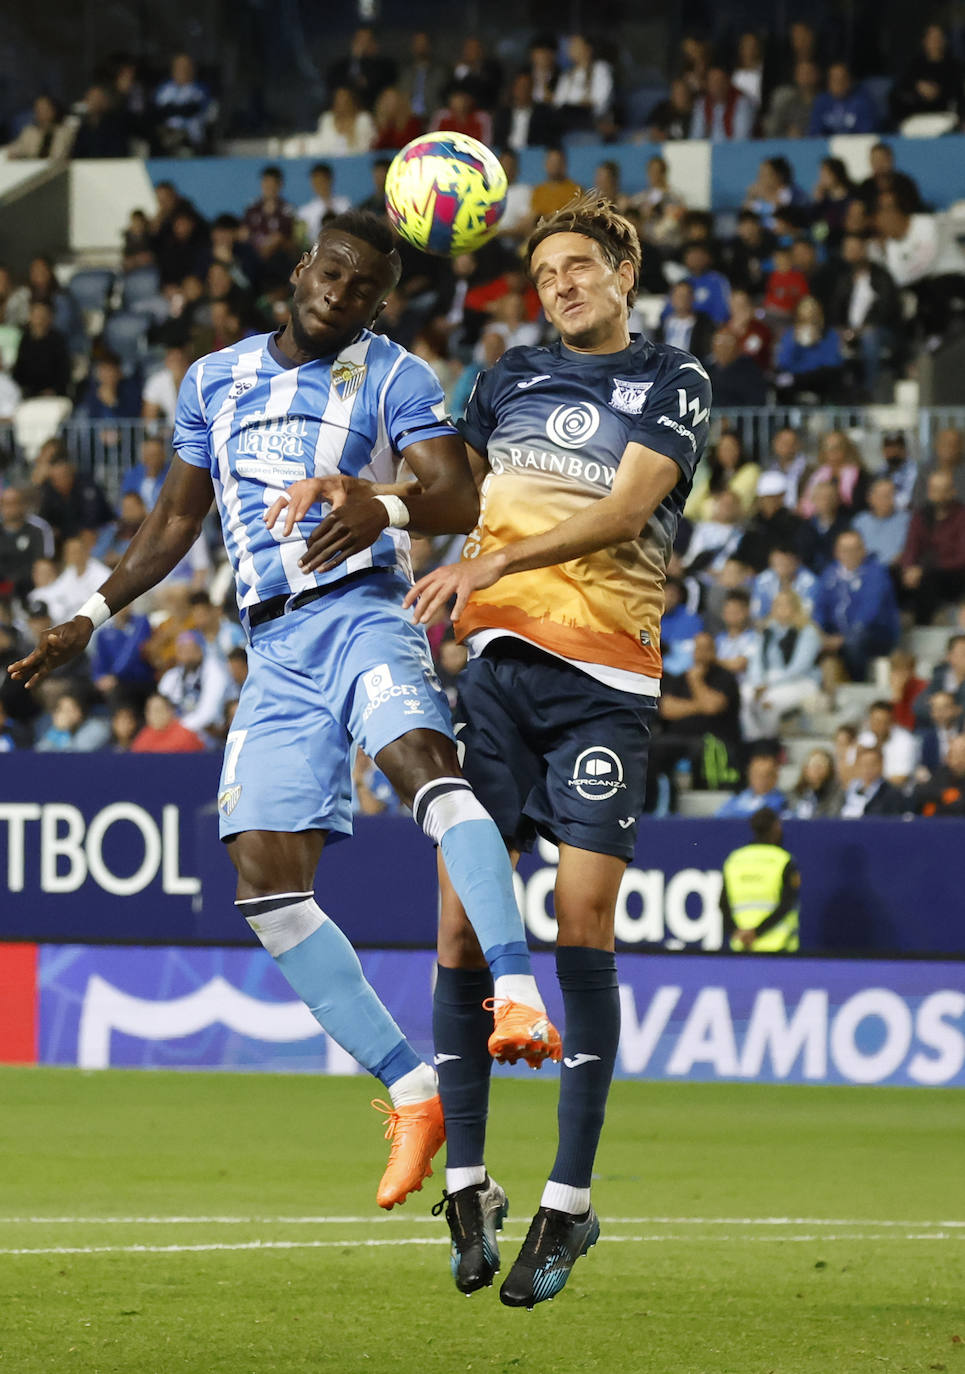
[[374, 494, 410, 529], [76, 592, 111, 629]]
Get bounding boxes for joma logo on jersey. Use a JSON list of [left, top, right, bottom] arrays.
[[236, 417, 310, 459]]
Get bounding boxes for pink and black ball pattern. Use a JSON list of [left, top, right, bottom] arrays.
[[384, 131, 508, 257]]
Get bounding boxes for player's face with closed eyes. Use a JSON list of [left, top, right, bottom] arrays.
[[530, 232, 632, 353], [289, 232, 395, 356]]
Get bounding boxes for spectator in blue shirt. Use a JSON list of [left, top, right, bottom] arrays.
[[751, 545, 817, 620], [774, 296, 845, 403], [852, 477, 910, 571], [662, 576, 704, 674], [808, 62, 878, 136], [153, 53, 216, 155], [716, 751, 787, 817], [92, 492, 147, 568], [120, 435, 170, 511], [75, 353, 141, 424], [813, 529, 900, 681], [683, 240, 732, 325], [90, 604, 155, 705]]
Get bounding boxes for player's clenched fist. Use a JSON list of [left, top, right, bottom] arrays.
[[9, 617, 94, 690]]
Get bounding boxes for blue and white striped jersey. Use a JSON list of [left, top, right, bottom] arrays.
[[173, 330, 456, 621]]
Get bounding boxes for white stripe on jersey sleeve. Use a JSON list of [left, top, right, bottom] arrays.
[[211, 345, 265, 607]]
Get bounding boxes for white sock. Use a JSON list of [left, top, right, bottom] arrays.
[[541, 1180, 591, 1215], [493, 973, 544, 1012], [446, 1165, 487, 1193], [388, 1062, 438, 1108]]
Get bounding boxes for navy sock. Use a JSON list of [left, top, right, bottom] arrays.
[[432, 965, 494, 1170], [549, 946, 620, 1190]]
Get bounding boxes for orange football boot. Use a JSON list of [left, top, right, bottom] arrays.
[[484, 998, 563, 1069], [372, 1094, 446, 1210]]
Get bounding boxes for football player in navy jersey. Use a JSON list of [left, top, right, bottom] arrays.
[[401, 194, 713, 1305], [277, 195, 712, 1303], [10, 210, 560, 1212]]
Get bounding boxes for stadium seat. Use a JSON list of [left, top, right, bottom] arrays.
[[783, 737, 835, 768], [67, 268, 114, 314], [102, 310, 148, 375], [12, 395, 73, 460], [907, 625, 953, 670], [677, 790, 733, 817], [900, 112, 958, 138], [835, 682, 883, 719], [121, 265, 162, 311]]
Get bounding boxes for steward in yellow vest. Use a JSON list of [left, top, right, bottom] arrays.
[[720, 806, 800, 952]]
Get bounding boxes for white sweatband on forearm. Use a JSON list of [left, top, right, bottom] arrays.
[[75, 592, 112, 629], [373, 493, 410, 529]]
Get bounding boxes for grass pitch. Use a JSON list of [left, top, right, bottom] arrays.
[[1, 1068, 963, 1374]]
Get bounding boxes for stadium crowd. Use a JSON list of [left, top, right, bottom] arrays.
[[5, 21, 965, 159], [2, 19, 965, 818]]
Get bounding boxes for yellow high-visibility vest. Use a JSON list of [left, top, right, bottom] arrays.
[[722, 842, 799, 952]]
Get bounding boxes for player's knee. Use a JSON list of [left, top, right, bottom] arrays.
[[376, 730, 461, 806], [555, 899, 616, 949]]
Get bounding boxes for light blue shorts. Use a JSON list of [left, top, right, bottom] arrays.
[[217, 572, 453, 841]]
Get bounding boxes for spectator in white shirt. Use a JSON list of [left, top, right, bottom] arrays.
[[684, 490, 748, 581], [32, 535, 110, 625], [872, 189, 965, 341], [157, 630, 230, 741], [741, 588, 822, 739], [297, 163, 351, 245], [142, 344, 189, 423], [858, 699, 917, 786], [715, 588, 760, 682], [496, 149, 534, 244], [553, 35, 614, 135]]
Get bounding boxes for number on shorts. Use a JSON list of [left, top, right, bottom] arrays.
[[224, 729, 249, 785]]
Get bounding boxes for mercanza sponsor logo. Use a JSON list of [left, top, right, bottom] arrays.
[[236, 415, 310, 459], [493, 447, 616, 487], [568, 746, 626, 801], [657, 413, 697, 450]]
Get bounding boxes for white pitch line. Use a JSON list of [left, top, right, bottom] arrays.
[[3, 1233, 964, 1258], [2, 1214, 964, 1228]]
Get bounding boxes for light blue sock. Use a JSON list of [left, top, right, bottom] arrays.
[[413, 779, 532, 980], [242, 894, 421, 1087]]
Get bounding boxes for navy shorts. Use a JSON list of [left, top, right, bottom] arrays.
[[453, 639, 656, 861]]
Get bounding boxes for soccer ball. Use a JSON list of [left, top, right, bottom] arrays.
[[384, 131, 508, 257]]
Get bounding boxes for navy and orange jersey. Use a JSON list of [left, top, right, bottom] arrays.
[[456, 335, 711, 688]]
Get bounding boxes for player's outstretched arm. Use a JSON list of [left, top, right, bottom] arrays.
[[404, 442, 681, 625], [298, 434, 478, 574], [10, 457, 214, 689]]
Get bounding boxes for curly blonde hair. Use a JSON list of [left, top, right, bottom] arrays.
[[525, 191, 642, 313]]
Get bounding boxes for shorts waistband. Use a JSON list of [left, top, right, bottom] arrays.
[[248, 566, 387, 630]]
